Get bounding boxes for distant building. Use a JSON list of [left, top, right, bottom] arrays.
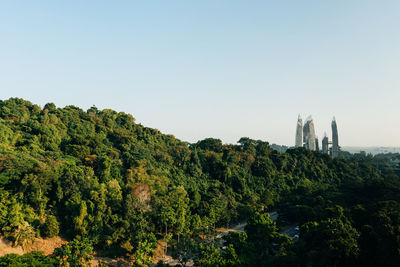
[[303, 116, 316, 151], [331, 117, 339, 158], [295, 116, 339, 157], [322, 133, 329, 154], [295, 115, 303, 147]]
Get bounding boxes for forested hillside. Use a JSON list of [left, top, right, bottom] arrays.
[[0, 98, 399, 266]]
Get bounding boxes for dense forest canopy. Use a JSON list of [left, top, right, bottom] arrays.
[[0, 98, 399, 266]]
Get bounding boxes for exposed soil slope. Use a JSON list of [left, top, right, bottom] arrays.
[[0, 236, 66, 257]]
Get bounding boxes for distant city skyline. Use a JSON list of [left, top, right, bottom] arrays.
[[1, 1, 400, 147], [294, 115, 339, 157]]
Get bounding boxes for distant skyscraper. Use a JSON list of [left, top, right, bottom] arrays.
[[331, 117, 339, 158], [294, 115, 339, 157], [303, 116, 316, 151], [295, 115, 303, 147], [322, 133, 329, 154]]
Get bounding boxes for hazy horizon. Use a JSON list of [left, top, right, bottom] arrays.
[[1, 1, 399, 147]]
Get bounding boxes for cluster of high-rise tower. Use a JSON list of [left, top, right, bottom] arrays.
[[295, 115, 339, 158]]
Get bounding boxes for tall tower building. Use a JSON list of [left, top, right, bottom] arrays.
[[303, 116, 316, 151], [315, 137, 319, 151], [331, 117, 339, 158], [322, 133, 329, 154], [295, 115, 303, 147]]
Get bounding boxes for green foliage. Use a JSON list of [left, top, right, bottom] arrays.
[[0, 251, 58, 267], [54, 238, 93, 267], [1, 198, 36, 248], [132, 234, 157, 266], [41, 214, 60, 238], [300, 217, 360, 266], [0, 98, 400, 265], [194, 138, 223, 153], [171, 235, 197, 266], [6, 222, 35, 249], [194, 243, 225, 267]]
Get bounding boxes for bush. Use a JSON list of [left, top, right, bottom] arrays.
[[54, 238, 93, 267], [41, 215, 59, 238], [0, 251, 58, 267], [4, 222, 35, 249]]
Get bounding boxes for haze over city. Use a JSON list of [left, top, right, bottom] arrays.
[[1, 1, 400, 146]]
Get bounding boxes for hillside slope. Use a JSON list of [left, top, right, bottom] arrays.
[[1, 98, 400, 266]]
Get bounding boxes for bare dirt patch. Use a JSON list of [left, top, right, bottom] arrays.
[[0, 236, 66, 257], [0, 238, 24, 256]]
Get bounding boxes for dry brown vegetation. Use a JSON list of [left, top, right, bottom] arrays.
[[0, 236, 66, 257]]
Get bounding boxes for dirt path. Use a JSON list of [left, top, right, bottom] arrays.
[[216, 221, 246, 235]]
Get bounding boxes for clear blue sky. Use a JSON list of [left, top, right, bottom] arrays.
[[1, 1, 399, 146]]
